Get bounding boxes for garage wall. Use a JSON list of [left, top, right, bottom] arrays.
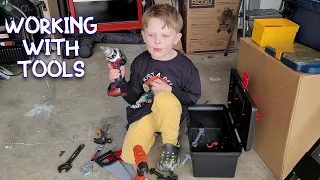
[[260, 0, 282, 9]]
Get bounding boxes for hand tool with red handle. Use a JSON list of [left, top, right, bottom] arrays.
[[95, 150, 136, 180], [81, 144, 104, 176]]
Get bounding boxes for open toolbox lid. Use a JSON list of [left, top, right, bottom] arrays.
[[227, 68, 259, 151]]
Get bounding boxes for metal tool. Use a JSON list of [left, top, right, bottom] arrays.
[[169, 171, 178, 180], [81, 144, 104, 176], [150, 168, 164, 178], [58, 144, 85, 173], [101, 46, 127, 97], [156, 173, 178, 180], [180, 154, 191, 165], [192, 128, 205, 147], [94, 124, 112, 145]]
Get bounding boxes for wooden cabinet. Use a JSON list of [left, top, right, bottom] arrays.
[[236, 38, 320, 180]]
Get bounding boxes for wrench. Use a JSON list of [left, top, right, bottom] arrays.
[[81, 144, 104, 176], [180, 154, 191, 165], [58, 144, 85, 173], [192, 128, 205, 147]]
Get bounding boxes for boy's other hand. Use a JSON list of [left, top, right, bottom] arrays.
[[108, 63, 125, 82], [150, 79, 172, 94]]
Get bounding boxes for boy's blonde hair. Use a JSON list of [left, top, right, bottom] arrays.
[[142, 4, 183, 33]]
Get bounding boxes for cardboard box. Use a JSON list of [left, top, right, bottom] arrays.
[[237, 38, 320, 180], [182, 0, 239, 54]]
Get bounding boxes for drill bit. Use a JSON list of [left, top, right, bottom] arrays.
[[143, 171, 148, 180]]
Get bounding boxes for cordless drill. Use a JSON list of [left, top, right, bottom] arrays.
[[101, 46, 127, 97], [133, 145, 148, 180]]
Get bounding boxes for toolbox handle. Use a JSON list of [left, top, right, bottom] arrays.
[[256, 112, 261, 120], [95, 150, 119, 166]]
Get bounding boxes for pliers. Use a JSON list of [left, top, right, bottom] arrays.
[[94, 124, 112, 145]]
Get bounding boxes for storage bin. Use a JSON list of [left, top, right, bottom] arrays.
[[281, 55, 320, 74], [252, 18, 300, 47], [280, 43, 320, 74], [265, 43, 295, 60], [265, 42, 320, 73], [186, 68, 259, 178], [290, 0, 320, 52]]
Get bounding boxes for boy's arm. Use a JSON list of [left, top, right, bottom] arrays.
[[120, 59, 143, 104], [172, 65, 201, 106]]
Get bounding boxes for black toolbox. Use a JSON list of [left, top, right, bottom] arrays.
[[186, 68, 259, 178]]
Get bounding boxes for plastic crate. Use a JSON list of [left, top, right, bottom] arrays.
[[290, 0, 320, 51], [252, 18, 300, 47]]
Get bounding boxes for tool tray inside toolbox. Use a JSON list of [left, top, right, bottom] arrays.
[[186, 68, 258, 177], [188, 104, 242, 153]]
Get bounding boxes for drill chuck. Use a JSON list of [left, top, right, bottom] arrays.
[[101, 46, 124, 63], [103, 47, 116, 59], [103, 47, 113, 57]]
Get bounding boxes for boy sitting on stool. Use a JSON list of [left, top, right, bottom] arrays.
[[108, 4, 201, 172]]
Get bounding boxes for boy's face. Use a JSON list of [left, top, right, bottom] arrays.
[[142, 18, 182, 60]]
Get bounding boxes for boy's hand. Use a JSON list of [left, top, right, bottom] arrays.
[[150, 79, 172, 94], [108, 63, 125, 82]]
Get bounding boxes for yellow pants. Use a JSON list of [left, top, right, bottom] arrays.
[[120, 91, 182, 164]]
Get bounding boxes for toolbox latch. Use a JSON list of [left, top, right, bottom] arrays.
[[256, 112, 261, 120], [241, 72, 249, 88]]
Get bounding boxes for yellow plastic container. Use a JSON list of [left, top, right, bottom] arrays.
[[252, 18, 300, 47]]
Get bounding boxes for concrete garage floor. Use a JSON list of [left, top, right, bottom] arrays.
[[0, 43, 276, 180]]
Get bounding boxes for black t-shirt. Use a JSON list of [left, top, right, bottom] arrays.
[[122, 50, 201, 128]]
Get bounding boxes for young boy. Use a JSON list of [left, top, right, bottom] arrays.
[[108, 4, 201, 172]]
